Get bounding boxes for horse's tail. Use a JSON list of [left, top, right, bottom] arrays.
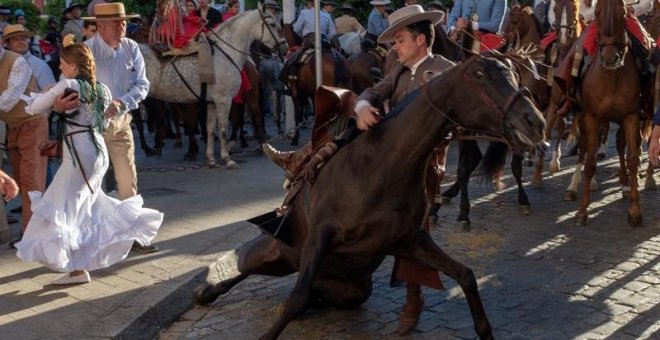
[[476, 141, 509, 190]]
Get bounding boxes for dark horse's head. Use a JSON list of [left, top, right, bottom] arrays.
[[553, 0, 581, 49], [434, 55, 546, 152], [596, 0, 628, 70]]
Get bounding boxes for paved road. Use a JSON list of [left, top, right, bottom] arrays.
[[161, 133, 660, 339]]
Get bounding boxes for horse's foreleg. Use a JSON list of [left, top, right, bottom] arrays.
[[615, 126, 629, 189], [455, 141, 482, 231], [512, 154, 531, 215], [577, 114, 600, 225], [216, 102, 239, 170], [195, 235, 297, 305], [405, 233, 492, 340], [205, 105, 218, 166], [623, 114, 642, 226], [261, 228, 331, 340]]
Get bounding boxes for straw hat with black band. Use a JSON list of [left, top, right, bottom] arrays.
[[82, 3, 140, 21], [377, 5, 444, 44], [2, 24, 32, 41]]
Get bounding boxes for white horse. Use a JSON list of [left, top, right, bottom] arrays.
[[140, 6, 286, 169]]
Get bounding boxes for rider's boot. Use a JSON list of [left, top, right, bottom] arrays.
[[262, 142, 314, 181], [397, 283, 425, 335]]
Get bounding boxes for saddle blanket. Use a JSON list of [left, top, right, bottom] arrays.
[[583, 18, 653, 57]]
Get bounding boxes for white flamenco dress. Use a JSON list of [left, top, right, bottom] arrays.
[[15, 78, 163, 273]]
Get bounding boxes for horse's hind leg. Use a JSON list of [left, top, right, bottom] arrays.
[[194, 234, 297, 305], [512, 154, 531, 215], [405, 233, 492, 340]]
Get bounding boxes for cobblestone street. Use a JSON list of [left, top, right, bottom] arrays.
[[161, 137, 660, 340]]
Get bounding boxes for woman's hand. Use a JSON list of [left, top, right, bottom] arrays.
[[52, 92, 80, 113]]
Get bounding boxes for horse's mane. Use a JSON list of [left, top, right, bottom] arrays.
[[525, 6, 545, 36]]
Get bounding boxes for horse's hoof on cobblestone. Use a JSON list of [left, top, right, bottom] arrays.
[[549, 162, 560, 174], [207, 160, 219, 168], [531, 176, 542, 188], [575, 213, 588, 226], [455, 220, 471, 232], [226, 160, 240, 170], [627, 213, 643, 227], [440, 196, 451, 205], [519, 205, 532, 216], [563, 190, 577, 201], [193, 284, 216, 305]]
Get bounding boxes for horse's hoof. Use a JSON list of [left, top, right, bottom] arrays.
[[575, 213, 588, 226], [440, 196, 451, 205], [207, 160, 218, 168], [590, 181, 600, 192], [173, 141, 183, 148], [193, 284, 216, 305], [455, 220, 471, 232], [519, 205, 532, 216], [549, 162, 561, 174], [627, 213, 643, 227], [563, 191, 577, 201], [226, 160, 240, 170], [531, 176, 542, 188]]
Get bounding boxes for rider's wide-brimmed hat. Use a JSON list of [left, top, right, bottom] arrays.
[[263, 0, 280, 9], [2, 24, 32, 41], [370, 0, 391, 6], [378, 5, 444, 43], [63, 2, 85, 14], [340, 3, 355, 11], [82, 3, 140, 21]]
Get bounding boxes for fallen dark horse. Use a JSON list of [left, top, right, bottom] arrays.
[[194, 55, 546, 339]]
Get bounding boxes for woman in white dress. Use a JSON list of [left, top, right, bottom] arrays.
[[15, 35, 163, 285]]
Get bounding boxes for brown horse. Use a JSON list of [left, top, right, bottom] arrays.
[[569, 0, 642, 226], [281, 26, 353, 146], [193, 55, 546, 340], [531, 0, 582, 185], [347, 39, 388, 94], [501, 5, 544, 51], [229, 60, 267, 148]]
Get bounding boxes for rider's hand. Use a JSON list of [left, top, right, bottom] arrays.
[[52, 92, 80, 113], [356, 105, 381, 131], [456, 17, 469, 30]]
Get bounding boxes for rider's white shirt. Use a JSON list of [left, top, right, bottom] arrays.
[[547, 0, 653, 28]]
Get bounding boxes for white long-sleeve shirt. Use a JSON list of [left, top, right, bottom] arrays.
[[0, 49, 33, 113]]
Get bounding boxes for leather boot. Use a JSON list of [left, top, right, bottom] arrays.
[[397, 283, 424, 335], [262, 142, 314, 180]]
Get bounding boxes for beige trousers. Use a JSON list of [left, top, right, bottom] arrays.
[[103, 113, 137, 200]]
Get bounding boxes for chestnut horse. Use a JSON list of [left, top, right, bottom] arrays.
[[281, 25, 353, 146], [194, 55, 547, 340], [501, 5, 544, 52], [532, 0, 582, 185], [569, 0, 642, 226]]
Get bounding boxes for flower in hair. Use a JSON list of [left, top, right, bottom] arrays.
[[63, 34, 76, 48]]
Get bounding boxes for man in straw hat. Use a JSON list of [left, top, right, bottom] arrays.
[[61, 2, 86, 42], [70, 3, 155, 253], [0, 25, 48, 247], [335, 3, 365, 35], [262, 5, 453, 334], [3, 25, 55, 92]]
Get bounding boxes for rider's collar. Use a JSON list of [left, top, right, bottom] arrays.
[[409, 52, 432, 76]]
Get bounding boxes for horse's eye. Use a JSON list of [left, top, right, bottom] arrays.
[[474, 70, 485, 79]]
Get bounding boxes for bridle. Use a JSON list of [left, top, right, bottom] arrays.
[[596, 4, 628, 70], [422, 56, 530, 134]]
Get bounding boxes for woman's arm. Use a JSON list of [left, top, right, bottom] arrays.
[[22, 79, 76, 115]]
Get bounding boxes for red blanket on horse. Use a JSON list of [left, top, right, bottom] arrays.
[[583, 17, 653, 56], [476, 31, 506, 50]]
